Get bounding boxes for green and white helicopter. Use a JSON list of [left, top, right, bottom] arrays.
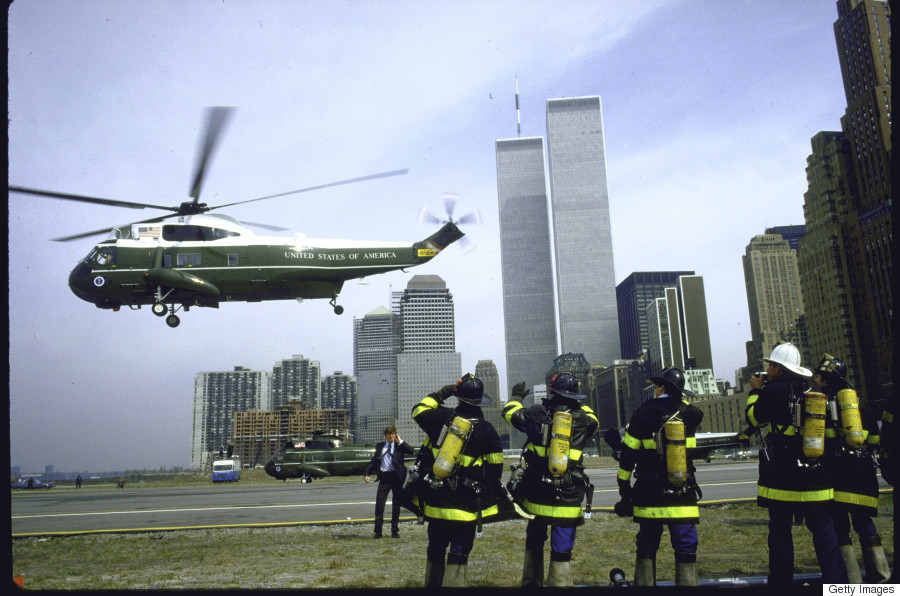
[[9, 107, 472, 327]]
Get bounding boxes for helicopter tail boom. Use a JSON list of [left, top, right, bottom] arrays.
[[415, 221, 464, 256]]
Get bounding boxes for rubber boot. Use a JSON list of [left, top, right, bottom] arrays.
[[634, 555, 656, 587], [521, 549, 544, 587], [443, 554, 468, 588], [674, 552, 698, 586], [839, 541, 862, 584], [424, 558, 445, 588], [547, 556, 572, 587], [861, 537, 891, 583]]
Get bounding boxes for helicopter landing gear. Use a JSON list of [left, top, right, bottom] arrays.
[[299, 473, 314, 483], [329, 297, 344, 315], [166, 314, 180, 328], [152, 302, 167, 317]]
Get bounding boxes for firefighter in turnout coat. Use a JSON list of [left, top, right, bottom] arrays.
[[615, 366, 704, 586], [503, 373, 599, 587], [411, 374, 505, 588], [814, 354, 890, 583], [745, 342, 848, 585]]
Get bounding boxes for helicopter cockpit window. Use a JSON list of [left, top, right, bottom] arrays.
[[88, 246, 116, 267], [162, 225, 240, 241]]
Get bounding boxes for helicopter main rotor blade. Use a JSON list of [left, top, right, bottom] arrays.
[[51, 214, 178, 242], [8, 185, 179, 212], [189, 106, 235, 202], [212, 168, 409, 209], [238, 220, 290, 232], [456, 210, 483, 226]]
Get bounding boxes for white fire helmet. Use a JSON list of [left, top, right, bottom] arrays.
[[761, 342, 812, 378]]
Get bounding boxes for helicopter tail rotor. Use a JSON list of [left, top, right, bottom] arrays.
[[418, 192, 481, 253]]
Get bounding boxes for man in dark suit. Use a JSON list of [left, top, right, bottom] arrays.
[[365, 425, 414, 538]]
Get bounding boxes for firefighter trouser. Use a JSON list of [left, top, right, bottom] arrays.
[[767, 504, 847, 585], [525, 519, 576, 560], [635, 521, 697, 560], [427, 519, 476, 563], [830, 509, 878, 544]]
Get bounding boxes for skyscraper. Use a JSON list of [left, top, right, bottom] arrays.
[[495, 136, 558, 401], [474, 359, 506, 446], [321, 371, 357, 436], [546, 96, 620, 367], [191, 366, 271, 470], [353, 305, 401, 444], [271, 355, 320, 410], [645, 276, 714, 377], [798, 131, 864, 391], [833, 0, 892, 403], [393, 275, 461, 444], [617, 271, 695, 359], [742, 235, 809, 371]]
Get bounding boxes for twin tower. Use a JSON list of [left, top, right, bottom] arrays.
[[496, 96, 619, 398]]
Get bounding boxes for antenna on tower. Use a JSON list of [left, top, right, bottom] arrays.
[[515, 75, 521, 137]]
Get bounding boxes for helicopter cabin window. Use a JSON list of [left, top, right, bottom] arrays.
[[88, 246, 116, 267], [228, 253, 239, 266], [176, 253, 201, 267], [162, 224, 240, 241]]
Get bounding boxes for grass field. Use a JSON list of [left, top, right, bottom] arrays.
[[11, 477, 894, 590]]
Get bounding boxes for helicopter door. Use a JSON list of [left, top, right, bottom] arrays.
[[248, 246, 268, 292]]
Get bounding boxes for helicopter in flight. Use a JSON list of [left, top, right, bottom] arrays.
[[8, 107, 468, 328]]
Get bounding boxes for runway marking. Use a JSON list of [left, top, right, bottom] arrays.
[[12, 500, 379, 520]]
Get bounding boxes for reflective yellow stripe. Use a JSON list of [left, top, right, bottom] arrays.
[[581, 404, 599, 426], [758, 485, 832, 502], [458, 454, 483, 467], [866, 433, 879, 445], [882, 411, 893, 424], [522, 498, 582, 519], [622, 432, 641, 450], [745, 394, 760, 427], [424, 504, 499, 521], [503, 401, 523, 424], [485, 452, 504, 464], [617, 468, 632, 481], [825, 428, 837, 438], [686, 437, 696, 449], [834, 491, 879, 509], [641, 438, 657, 449], [773, 424, 797, 436], [413, 396, 439, 417], [633, 505, 699, 519], [527, 444, 581, 460]]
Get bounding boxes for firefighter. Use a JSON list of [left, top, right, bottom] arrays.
[[814, 354, 890, 583], [411, 373, 505, 588], [503, 373, 599, 587], [877, 394, 895, 583], [614, 366, 704, 586], [745, 342, 847, 585]]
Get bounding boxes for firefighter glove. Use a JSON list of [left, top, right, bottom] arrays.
[[511, 382, 531, 402], [614, 499, 633, 518]]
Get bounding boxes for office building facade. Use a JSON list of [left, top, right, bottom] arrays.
[[321, 371, 357, 435], [393, 275, 461, 444], [798, 131, 865, 391], [353, 305, 401, 445], [546, 96, 620, 367], [617, 271, 695, 360], [271, 355, 320, 410], [742, 234, 810, 374], [833, 0, 892, 404], [191, 366, 271, 470], [495, 136, 559, 401]]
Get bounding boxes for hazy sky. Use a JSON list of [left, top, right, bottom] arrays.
[[8, 0, 848, 472]]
